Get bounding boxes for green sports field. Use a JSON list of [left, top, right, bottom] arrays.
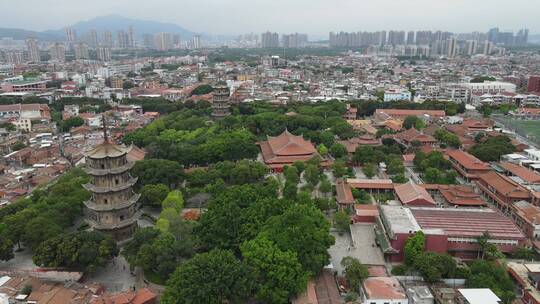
[[496, 118, 540, 144]]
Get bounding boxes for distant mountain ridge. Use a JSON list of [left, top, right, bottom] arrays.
[[0, 15, 199, 41]]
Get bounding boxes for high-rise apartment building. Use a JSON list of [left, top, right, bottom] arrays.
[[387, 30, 405, 45], [103, 31, 113, 48], [282, 33, 308, 48], [406, 31, 415, 45], [488, 27, 499, 43], [192, 35, 201, 49], [261, 31, 279, 48], [89, 30, 98, 49], [128, 26, 135, 48], [173, 34, 181, 48], [117, 30, 128, 49], [49, 42, 66, 63], [483, 41, 494, 55], [465, 40, 478, 56], [65, 27, 77, 42], [416, 31, 432, 45], [97, 47, 112, 62], [74, 42, 89, 60], [515, 29, 529, 46], [446, 37, 458, 58], [25, 38, 40, 62], [3, 51, 24, 65], [154, 32, 173, 51], [143, 34, 154, 49]]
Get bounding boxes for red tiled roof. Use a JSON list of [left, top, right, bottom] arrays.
[[267, 130, 316, 156], [347, 178, 395, 190], [395, 128, 437, 144], [362, 277, 407, 300], [338, 135, 381, 153], [438, 185, 487, 207], [477, 171, 531, 200], [411, 207, 526, 240], [514, 201, 540, 226], [462, 118, 493, 130], [259, 130, 319, 166], [446, 149, 490, 171], [336, 179, 355, 205], [394, 181, 436, 205], [355, 204, 379, 217], [500, 162, 540, 184], [375, 109, 445, 118]]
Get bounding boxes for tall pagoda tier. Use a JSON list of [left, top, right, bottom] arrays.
[[211, 84, 231, 118], [83, 142, 140, 241]]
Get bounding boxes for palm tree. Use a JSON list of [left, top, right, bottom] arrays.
[[476, 231, 491, 259]]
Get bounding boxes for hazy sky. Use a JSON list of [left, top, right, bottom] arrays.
[[1, 0, 538, 37]]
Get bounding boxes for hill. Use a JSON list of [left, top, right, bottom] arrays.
[[44, 15, 198, 39], [0, 15, 198, 41], [0, 27, 63, 41]]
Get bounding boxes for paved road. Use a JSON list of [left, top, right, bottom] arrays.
[[86, 255, 139, 292], [328, 224, 385, 275], [405, 167, 423, 184]]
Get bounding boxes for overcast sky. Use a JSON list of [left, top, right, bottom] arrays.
[[1, 0, 538, 37]]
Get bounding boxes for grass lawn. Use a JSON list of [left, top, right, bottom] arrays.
[[512, 120, 540, 139], [497, 118, 540, 143]]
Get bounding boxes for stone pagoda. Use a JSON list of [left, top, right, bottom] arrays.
[[83, 130, 140, 242], [211, 84, 231, 118]]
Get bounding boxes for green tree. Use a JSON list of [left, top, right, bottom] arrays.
[[466, 260, 516, 304], [132, 159, 184, 188], [404, 231, 425, 266], [161, 250, 251, 304], [469, 136, 516, 162], [0, 230, 14, 261], [190, 84, 214, 96], [363, 163, 377, 178], [333, 210, 350, 233], [284, 166, 300, 184], [283, 180, 298, 200], [162, 190, 184, 212], [330, 143, 347, 159], [332, 160, 348, 178], [33, 231, 118, 272], [403, 116, 425, 130], [241, 235, 308, 303], [304, 164, 320, 186], [139, 184, 169, 208], [122, 228, 160, 267], [319, 179, 332, 195], [59, 116, 85, 132], [262, 204, 335, 275], [317, 144, 329, 156], [12, 141, 26, 151], [22, 217, 62, 250], [292, 161, 306, 174], [341, 256, 369, 288]]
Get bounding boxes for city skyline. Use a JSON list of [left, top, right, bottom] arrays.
[[0, 0, 539, 38]]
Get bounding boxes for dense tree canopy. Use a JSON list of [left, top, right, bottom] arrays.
[[261, 204, 334, 275], [469, 135, 516, 162], [0, 169, 89, 259], [241, 235, 308, 303], [466, 260, 515, 304], [33, 231, 118, 272], [131, 159, 184, 188], [161, 250, 252, 304], [139, 184, 169, 208]]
